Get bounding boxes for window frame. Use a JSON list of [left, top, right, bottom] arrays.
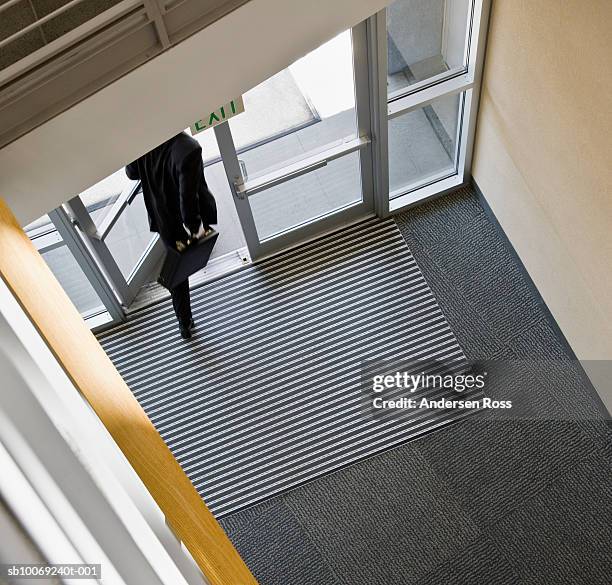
[[369, 0, 492, 215]]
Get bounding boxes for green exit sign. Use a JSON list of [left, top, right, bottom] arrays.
[[190, 97, 245, 135]]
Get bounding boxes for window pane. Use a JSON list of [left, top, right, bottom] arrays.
[[24, 214, 54, 239], [41, 244, 104, 316], [251, 152, 362, 240], [191, 124, 221, 164], [387, 0, 472, 96], [80, 168, 136, 227], [389, 92, 462, 196], [229, 31, 357, 181], [26, 214, 104, 318], [104, 192, 156, 280]]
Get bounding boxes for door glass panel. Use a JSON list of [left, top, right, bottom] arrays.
[[251, 151, 362, 240], [103, 192, 157, 280], [79, 168, 135, 227], [387, 0, 472, 96], [229, 31, 357, 181], [389, 92, 462, 196]]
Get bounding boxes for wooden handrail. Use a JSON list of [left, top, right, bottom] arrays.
[[0, 198, 258, 585]]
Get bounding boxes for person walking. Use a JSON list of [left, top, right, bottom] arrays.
[[125, 131, 217, 339]]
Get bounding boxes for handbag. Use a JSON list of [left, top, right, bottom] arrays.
[[158, 229, 219, 289]]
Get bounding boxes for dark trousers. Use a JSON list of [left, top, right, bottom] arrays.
[[161, 237, 192, 327], [170, 278, 192, 327]]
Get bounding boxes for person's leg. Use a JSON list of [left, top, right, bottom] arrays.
[[170, 278, 194, 337]]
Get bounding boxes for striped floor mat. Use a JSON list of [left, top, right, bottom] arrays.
[[98, 218, 472, 517]]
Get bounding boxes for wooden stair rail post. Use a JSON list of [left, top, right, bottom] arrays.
[[0, 198, 258, 585]]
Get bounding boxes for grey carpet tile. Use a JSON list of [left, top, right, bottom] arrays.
[[423, 215, 544, 342], [394, 186, 485, 250], [282, 442, 480, 585], [548, 447, 612, 542], [490, 449, 612, 584], [528, 362, 596, 420], [401, 245, 507, 359], [480, 359, 575, 421], [395, 193, 544, 344], [219, 186, 610, 584], [478, 344, 606, 425], [417, 419, 597, 530], [502, 317, 570, 361], [487, 318, 609, 434], [417, 535, 519, 585], [488, 314, 609, 427], [218, 497, 283, 539], [219, 498, 340, 585]]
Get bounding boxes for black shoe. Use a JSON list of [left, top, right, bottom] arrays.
[[179, 319, 195, 340]]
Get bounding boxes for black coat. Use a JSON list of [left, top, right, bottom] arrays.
[[125, 132, 217, 245]]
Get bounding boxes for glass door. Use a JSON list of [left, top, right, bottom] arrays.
[[24, 212, 122, 328], [63, 170, 165, 309], [22, 3, 489, 328], [215, 22, 375, 259], [23, 167, 166, 328], [73, 176, 164, 303]]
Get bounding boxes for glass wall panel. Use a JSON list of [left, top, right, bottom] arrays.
[[79, 168, 135, 227], [26, 213, 107, 320], [40, 243, 105, 316], [388, 92, 462, 196], [250, 152, 362, 240], [24, 214, 54, 239], [387, 0, 472, 96], [104, 192, 157, 280], [228, 31, 358, 181]]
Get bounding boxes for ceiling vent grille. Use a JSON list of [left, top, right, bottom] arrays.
[[0, 0, 249, 149]]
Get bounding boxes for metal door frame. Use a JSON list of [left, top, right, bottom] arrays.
[[66, 183, 165, 308], [216, 21, 376, 261], [47, 206, 125, 323], [38, 180, 166, 326]]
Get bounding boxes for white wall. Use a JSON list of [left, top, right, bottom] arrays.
[[0, 0, 390, 226], [0, 278, 208, 585], [473, 0, 612, 411]]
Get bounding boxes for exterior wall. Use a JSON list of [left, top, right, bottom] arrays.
[[472, 0, 612, 409]]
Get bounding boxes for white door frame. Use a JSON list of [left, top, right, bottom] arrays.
[[216, 21, 376, 261]]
